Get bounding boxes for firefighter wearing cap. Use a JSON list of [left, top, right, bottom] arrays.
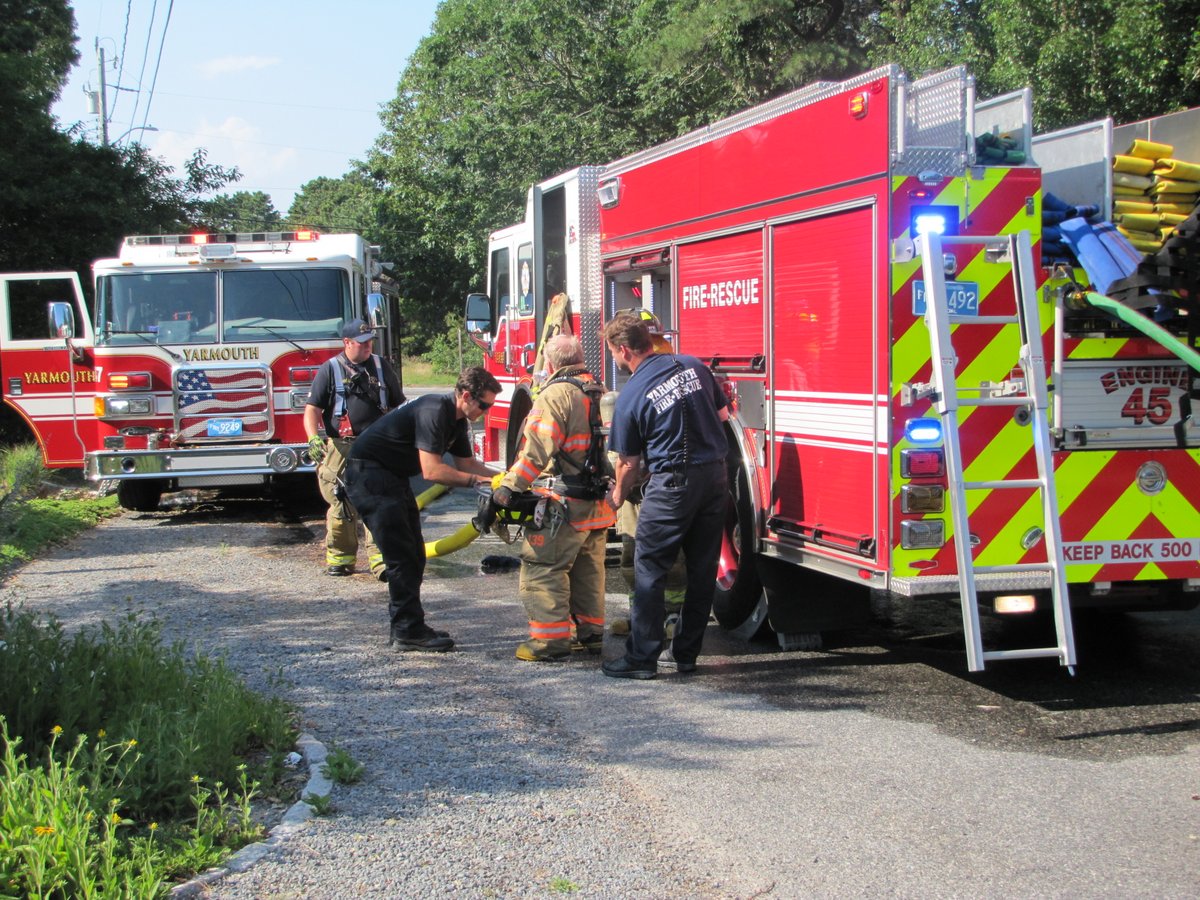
[[304, 318, 404, 577], [609, 309, 688, 639], [492, 334, 615, 661]]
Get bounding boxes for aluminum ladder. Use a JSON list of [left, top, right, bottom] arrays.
[[914, 230, 1076, 673]]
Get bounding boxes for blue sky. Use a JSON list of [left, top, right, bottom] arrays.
[[53, 0, 443, 215]]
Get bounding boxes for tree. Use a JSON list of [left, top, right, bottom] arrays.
[[196, 190, 281, 232], [870, 0, 1200, 130], [287, 172, 379, 234]]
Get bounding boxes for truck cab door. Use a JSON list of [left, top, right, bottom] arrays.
[[0, 272, 97, 467]]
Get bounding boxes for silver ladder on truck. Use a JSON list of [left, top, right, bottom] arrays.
[[913, 230, 1076, 673]]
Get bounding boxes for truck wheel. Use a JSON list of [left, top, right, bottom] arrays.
[[712, 462, 768, 636], [504, 387, 534, 467], [117, 479, 164, 512]]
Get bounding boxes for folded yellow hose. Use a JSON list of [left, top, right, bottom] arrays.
[[1118, 212, 1161, 231], [1127, 138, 1173, 160], [1151, 178, 1200, 195], [1113, 199, 1156, 215], [1114, 171, 1153, 190], [1113, 185, 1150, 198], [1159, 212, 1188, 226], [1154, 194, 1198, 208], [1113, 154, 1155, 175], [1153, 159, 1200, 181]]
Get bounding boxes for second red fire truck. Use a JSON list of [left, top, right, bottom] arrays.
[[0, 230, 402, 511], [466, 65, 1200, 670]]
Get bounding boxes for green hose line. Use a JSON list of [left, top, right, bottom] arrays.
[[425, 521, 481, 558], [1084, 292, 1200, 374]]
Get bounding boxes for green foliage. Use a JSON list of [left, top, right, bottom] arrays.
[[0, 482, 120, 566], [869, 0, 1200, 130], [0, 0, 78, 113], [195, 190, 281, 232], [0, 443, 47, 502], [0, 608, 297, 820], [320, 744, 365, 785], [549, 876, 580, 893], [0, 723, 168, 898], [288, 171, 380, 234], [302, 792, 334, 817], [423, 313, 483, 375], [0, 719, 273, 897]]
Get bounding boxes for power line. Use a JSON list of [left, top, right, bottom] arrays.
[[150, 88, 380, 115], [139, 0, 174, 136], [126, 0, 158, 133], [110, 0, 133, 119]]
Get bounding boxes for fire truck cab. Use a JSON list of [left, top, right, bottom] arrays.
[[0, 230, 401, 510], [468, 66, 1200, 670]]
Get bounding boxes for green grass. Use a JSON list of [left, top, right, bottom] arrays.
[[0, 443, 121, 574], [400, 355, 457, 387]]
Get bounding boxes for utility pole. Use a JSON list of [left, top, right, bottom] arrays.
[[96, 40, 109, 145]]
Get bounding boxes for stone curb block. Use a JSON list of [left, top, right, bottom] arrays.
[[171, 733, 328, 897]]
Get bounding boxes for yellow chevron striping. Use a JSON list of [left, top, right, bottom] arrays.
[[1067, 336, 1129, 360]]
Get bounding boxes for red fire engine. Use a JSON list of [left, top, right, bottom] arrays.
[[0, 230, 401, 511], [466, 65, 1200, 670]]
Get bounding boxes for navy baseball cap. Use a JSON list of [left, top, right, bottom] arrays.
[[341, 319, 376, 342]]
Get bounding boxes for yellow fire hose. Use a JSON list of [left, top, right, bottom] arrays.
[[415, 481, 482, 559]]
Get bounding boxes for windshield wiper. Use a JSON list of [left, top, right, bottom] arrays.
[[228, 323, 307, 354], [108, 328, 183, 361]]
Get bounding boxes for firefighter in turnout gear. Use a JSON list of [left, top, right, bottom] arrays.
[[304, 319, 404, 577], [493, 334, 615, 661]]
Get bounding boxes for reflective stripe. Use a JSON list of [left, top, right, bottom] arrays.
[[326, 551, 355, 565], [571, 507, 616, 531], [529, 620, 572, 640], [573, 614, 605, 628]]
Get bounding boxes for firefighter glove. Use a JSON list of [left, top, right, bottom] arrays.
[[492, 485, 515, 508], [475, 492, 500, 532], [308, 434, 326, 463], [491, 472, 506, 490]]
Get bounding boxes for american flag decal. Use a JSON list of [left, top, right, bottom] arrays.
[[174, 366, 273, 441]]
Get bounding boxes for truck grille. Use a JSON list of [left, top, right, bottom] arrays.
[[173, 365, 273, 442]]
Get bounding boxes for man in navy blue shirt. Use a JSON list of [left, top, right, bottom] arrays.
[[344, 367, 501, 652], [603, 312, 730, 679]]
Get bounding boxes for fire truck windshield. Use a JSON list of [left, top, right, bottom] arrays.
[[96, 268, 351, 347]]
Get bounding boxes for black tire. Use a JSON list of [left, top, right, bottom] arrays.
[[116, 479, 164, 512], [712, 461, 767, 634], [504, 387, 534, 467]]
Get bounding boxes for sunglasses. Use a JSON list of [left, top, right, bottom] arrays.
[[473, 395, 494, 410]]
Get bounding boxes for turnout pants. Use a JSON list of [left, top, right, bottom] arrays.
[[316, 437, 383, 575], [628, 461, 727, 665], [519, 522, 607, 655], [342, 460, 428, 638]]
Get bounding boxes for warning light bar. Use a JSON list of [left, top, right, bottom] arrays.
[[125, 231, 320, 247]]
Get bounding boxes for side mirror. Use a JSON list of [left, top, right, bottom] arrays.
[[464, 292, 494, 334], [48, 301, 75, 340], [366, 293, 387, 328]]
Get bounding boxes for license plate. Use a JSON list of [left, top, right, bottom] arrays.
[[206, 418, 243, 437], [913, 280, 980, 316]]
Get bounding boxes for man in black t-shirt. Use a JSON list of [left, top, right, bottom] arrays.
[[304, 319, 404, 577], [344, 366, 501, 652]]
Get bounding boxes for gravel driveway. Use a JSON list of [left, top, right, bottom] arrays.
[[4, 487, 764, 899], [6, 485, 1198, 898]]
